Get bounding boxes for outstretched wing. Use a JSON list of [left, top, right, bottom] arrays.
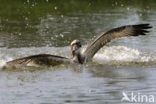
[[82, 24, 152, 61], [6, 54, 71, 67]]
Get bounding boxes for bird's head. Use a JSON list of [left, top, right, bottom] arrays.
[[70, 40, 81, 52], [70, 40, 82, 58]]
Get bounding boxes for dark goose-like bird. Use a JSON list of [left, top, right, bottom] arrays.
[[6, 24, 152, 67]]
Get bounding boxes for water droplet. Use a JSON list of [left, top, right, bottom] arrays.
[[32, 4, 35, 7], [115, 2, 118, 5], [51, 37, 54, 40], [139, 13, 142, 16], [61, 15, 64, 18], [121, 4, 124, 7], [60, 33, 64, 38], [127, 7, 130, 11], [54, 6, 58, 10], [25, 17, 28, 20]]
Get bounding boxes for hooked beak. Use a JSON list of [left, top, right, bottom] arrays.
[[77, 42, 81, 47]]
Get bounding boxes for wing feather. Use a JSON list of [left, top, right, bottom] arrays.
[[6, 54, 70, 67], [82, 24, 152, 61]]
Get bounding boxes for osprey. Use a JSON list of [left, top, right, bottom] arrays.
[[6, 24, 152, 67]]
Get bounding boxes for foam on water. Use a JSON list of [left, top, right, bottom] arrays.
[[93, 46, 154, 65], [0, 46, 155, 68]]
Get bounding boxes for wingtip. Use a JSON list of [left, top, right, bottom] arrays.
[[133, 23, 152, 36], [141, 23, 152, 29]]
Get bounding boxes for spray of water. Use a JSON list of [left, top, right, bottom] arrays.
[[0, 46, 155, 68], [94, 46, 152, 64]]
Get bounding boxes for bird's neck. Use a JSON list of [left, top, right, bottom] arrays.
[[71, 49, 84, 64]]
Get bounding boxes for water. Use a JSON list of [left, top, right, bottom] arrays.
[[0, 0, 156, 104]]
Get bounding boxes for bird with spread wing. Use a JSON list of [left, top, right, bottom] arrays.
[[6, 24, 152, 67]]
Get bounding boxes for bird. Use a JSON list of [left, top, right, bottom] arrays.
[[6, 24, 152, 67]]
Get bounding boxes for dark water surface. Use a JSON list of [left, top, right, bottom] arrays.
[[0, 0, 156, 104]]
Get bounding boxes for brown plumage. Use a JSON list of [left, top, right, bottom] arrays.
[[6, 54, 70, 67], [82, 24, 152, 61], [5, 24, 152, 67]]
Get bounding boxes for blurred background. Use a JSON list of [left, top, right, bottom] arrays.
[[0, 0, 155, 48]]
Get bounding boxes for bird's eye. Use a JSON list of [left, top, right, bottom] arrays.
[[76, 42, 81, 47]]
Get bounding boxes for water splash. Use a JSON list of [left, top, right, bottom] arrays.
[[0, 46, 155, 68], [94, 46, 154, 65]]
